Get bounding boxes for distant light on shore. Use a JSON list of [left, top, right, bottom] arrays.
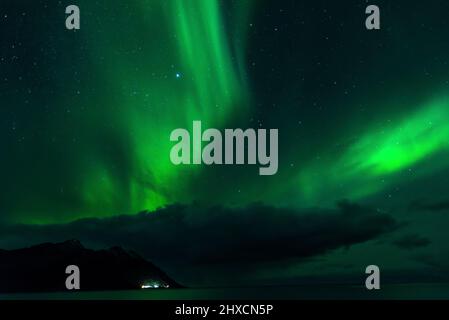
[[141, 280, 170, 289]]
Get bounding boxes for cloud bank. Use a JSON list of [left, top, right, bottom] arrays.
[[0, 202, 398, 266]]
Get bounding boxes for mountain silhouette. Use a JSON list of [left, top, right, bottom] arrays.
[[0, 240, 182, 293]]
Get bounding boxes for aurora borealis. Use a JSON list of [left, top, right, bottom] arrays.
[[2, 0, 256, 222], [298, 96, 449, 204], [2, 0, 449, 289]]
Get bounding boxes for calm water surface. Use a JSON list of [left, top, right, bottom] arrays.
[[2, 284, 449, 300]]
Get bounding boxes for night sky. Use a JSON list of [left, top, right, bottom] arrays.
[[2, 0, 449, 287]]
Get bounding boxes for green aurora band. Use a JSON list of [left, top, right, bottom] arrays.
[[3, 0, 449, 224], [76, 0, 253, 218], [298, 96, 449, 204]]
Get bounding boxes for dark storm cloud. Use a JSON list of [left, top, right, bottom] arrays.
[[410, 200, 449, 213], [0, 202, 398, 265], [412, 252, 449, 277], [392, 234, 431, 250]]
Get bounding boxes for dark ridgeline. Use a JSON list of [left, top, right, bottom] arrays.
[[0, 240, 182, 293]]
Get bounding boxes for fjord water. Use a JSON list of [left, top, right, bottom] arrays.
[[2, 284, 449, 300]]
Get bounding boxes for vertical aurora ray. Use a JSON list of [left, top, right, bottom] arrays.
[[74, 0, 252, 216]]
